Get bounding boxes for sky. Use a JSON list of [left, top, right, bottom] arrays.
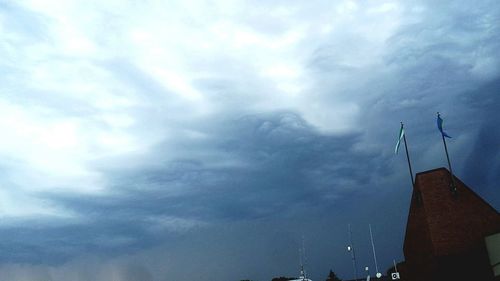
[[0, 0, 499, 280]]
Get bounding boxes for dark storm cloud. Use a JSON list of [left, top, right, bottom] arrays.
[[1, 112, 390, 263], [461, 78, 500, 198]]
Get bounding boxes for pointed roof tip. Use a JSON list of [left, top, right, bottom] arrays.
[[412, 167, 500, 216], [415, 167, 449, 177], [405, 167, 500, 257]]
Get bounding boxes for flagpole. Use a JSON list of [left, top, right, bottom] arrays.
[[369, 224, 381, 278], [401, 122, 415, 187], [437, 112, 456, 193]]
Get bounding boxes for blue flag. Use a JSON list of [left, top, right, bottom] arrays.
[[437, 113, 451, 138]]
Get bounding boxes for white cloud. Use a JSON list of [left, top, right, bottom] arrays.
[[145, 215, 207, 233], [0, 0, 464, 216]]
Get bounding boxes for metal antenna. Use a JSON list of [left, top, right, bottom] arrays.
[[347, 224, 358, 280], [302, 235, 307, 279], [369, 224, 381, 278]]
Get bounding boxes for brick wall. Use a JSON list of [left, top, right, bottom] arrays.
[[403, 168, 500, 281]]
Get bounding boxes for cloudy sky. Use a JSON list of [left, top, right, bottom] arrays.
[[0, 0, 499, 280]]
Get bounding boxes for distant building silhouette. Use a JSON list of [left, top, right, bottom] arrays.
[[402, 168, 500, 281]]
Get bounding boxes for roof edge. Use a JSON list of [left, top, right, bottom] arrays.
[[416, 167, 499, 215], [415, 167, 448, 177]]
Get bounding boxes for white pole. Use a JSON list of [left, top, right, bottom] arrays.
[[369, 224, 381, 277]]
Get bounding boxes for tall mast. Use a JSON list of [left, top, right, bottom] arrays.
[[301, 236, 307, 279], [369, 224, 381, 278], [347, 224, 358, 280]]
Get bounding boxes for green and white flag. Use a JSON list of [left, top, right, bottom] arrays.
[[395, 124, 405, 154]]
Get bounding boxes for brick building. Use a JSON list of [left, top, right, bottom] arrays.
[[402, 168, 500, 281]]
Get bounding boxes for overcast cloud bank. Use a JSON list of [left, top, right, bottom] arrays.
[[0, 0, 499, 280]]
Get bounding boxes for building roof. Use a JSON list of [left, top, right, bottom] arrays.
[[404, 167, 500, 259]]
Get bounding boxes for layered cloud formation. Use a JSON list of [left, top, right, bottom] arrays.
[[0, 0, 499, 280]]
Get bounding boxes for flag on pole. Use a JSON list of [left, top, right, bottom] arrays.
[[394, 122, 415, 187], [395, 124, 405, 154], [437, 113, 451, 138]]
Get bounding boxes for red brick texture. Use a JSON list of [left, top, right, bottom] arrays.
[[403, 168, 500, 281]]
